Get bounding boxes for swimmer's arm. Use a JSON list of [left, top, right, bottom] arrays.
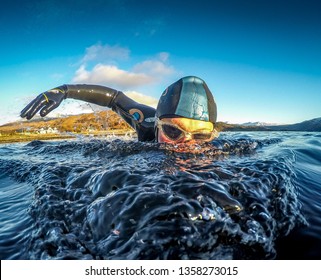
[[20, 84, 120, 119], [21, 84, 156, 141], [21, 84, 141, 118], [64, 84, 119, 107], [65, 85, 156, 124], [66, 84, 156, 141]]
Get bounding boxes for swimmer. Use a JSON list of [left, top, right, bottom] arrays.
[[20, 76, 218, 143]]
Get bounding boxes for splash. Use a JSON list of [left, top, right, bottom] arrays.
[[0, 135, 306, 259]]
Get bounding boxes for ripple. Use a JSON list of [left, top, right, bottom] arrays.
[[0, 134, 310, 259]]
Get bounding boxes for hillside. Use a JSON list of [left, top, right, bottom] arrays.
[[266, 117, 321, 132], [0, 110, 132, 134], [0, 110, 134, 143], [1, 112, 320, 144], [217, 117, 321, 132]]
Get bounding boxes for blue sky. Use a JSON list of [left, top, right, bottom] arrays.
[[1, 0, 321, 125]]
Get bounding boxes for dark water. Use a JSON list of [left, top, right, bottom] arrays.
[[0, 132, 320, 260]]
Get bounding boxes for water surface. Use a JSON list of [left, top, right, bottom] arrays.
[[0, 132, 320, 259]]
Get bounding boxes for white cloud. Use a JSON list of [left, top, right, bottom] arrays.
[[72, 64, 154, 88], [72, 45, 176, 90], [0, 114, 20, 126], [133, 53, 175, 77], [124, 91, 158, 108], [81, 43, 130, 64]]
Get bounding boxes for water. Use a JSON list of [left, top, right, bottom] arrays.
[[0, 132, 320, 260]]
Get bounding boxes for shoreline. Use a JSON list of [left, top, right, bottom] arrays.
[[0, 129, 136, 145]]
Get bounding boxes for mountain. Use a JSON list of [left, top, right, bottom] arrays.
[[217, 117, 321, 132], [241, 121, 280, 127], [265, 117, 321, 132]]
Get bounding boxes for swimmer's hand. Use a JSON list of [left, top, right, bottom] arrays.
[[20, 87, 66, 120]]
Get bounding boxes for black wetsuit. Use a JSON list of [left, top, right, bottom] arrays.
[[20, 76, 216, 142], [64, 85, 156, 141]]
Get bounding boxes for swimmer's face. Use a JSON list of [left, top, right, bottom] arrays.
[[156, 117, 218, 144]]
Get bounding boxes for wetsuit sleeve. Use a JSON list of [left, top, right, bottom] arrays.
[[64, 84, 156, 142]]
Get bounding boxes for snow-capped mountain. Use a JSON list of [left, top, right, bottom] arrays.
[[240, 121, 281, 127]]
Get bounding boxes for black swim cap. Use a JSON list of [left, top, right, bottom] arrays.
[[156, 76, 217, 123]]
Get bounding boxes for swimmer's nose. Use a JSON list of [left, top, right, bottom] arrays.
[[183, 133, 193, 142]]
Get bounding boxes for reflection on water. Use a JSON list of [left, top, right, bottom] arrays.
[[0, 132, 320, 259]]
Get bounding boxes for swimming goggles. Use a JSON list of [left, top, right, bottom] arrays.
[[156, 119, 218, 142]]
